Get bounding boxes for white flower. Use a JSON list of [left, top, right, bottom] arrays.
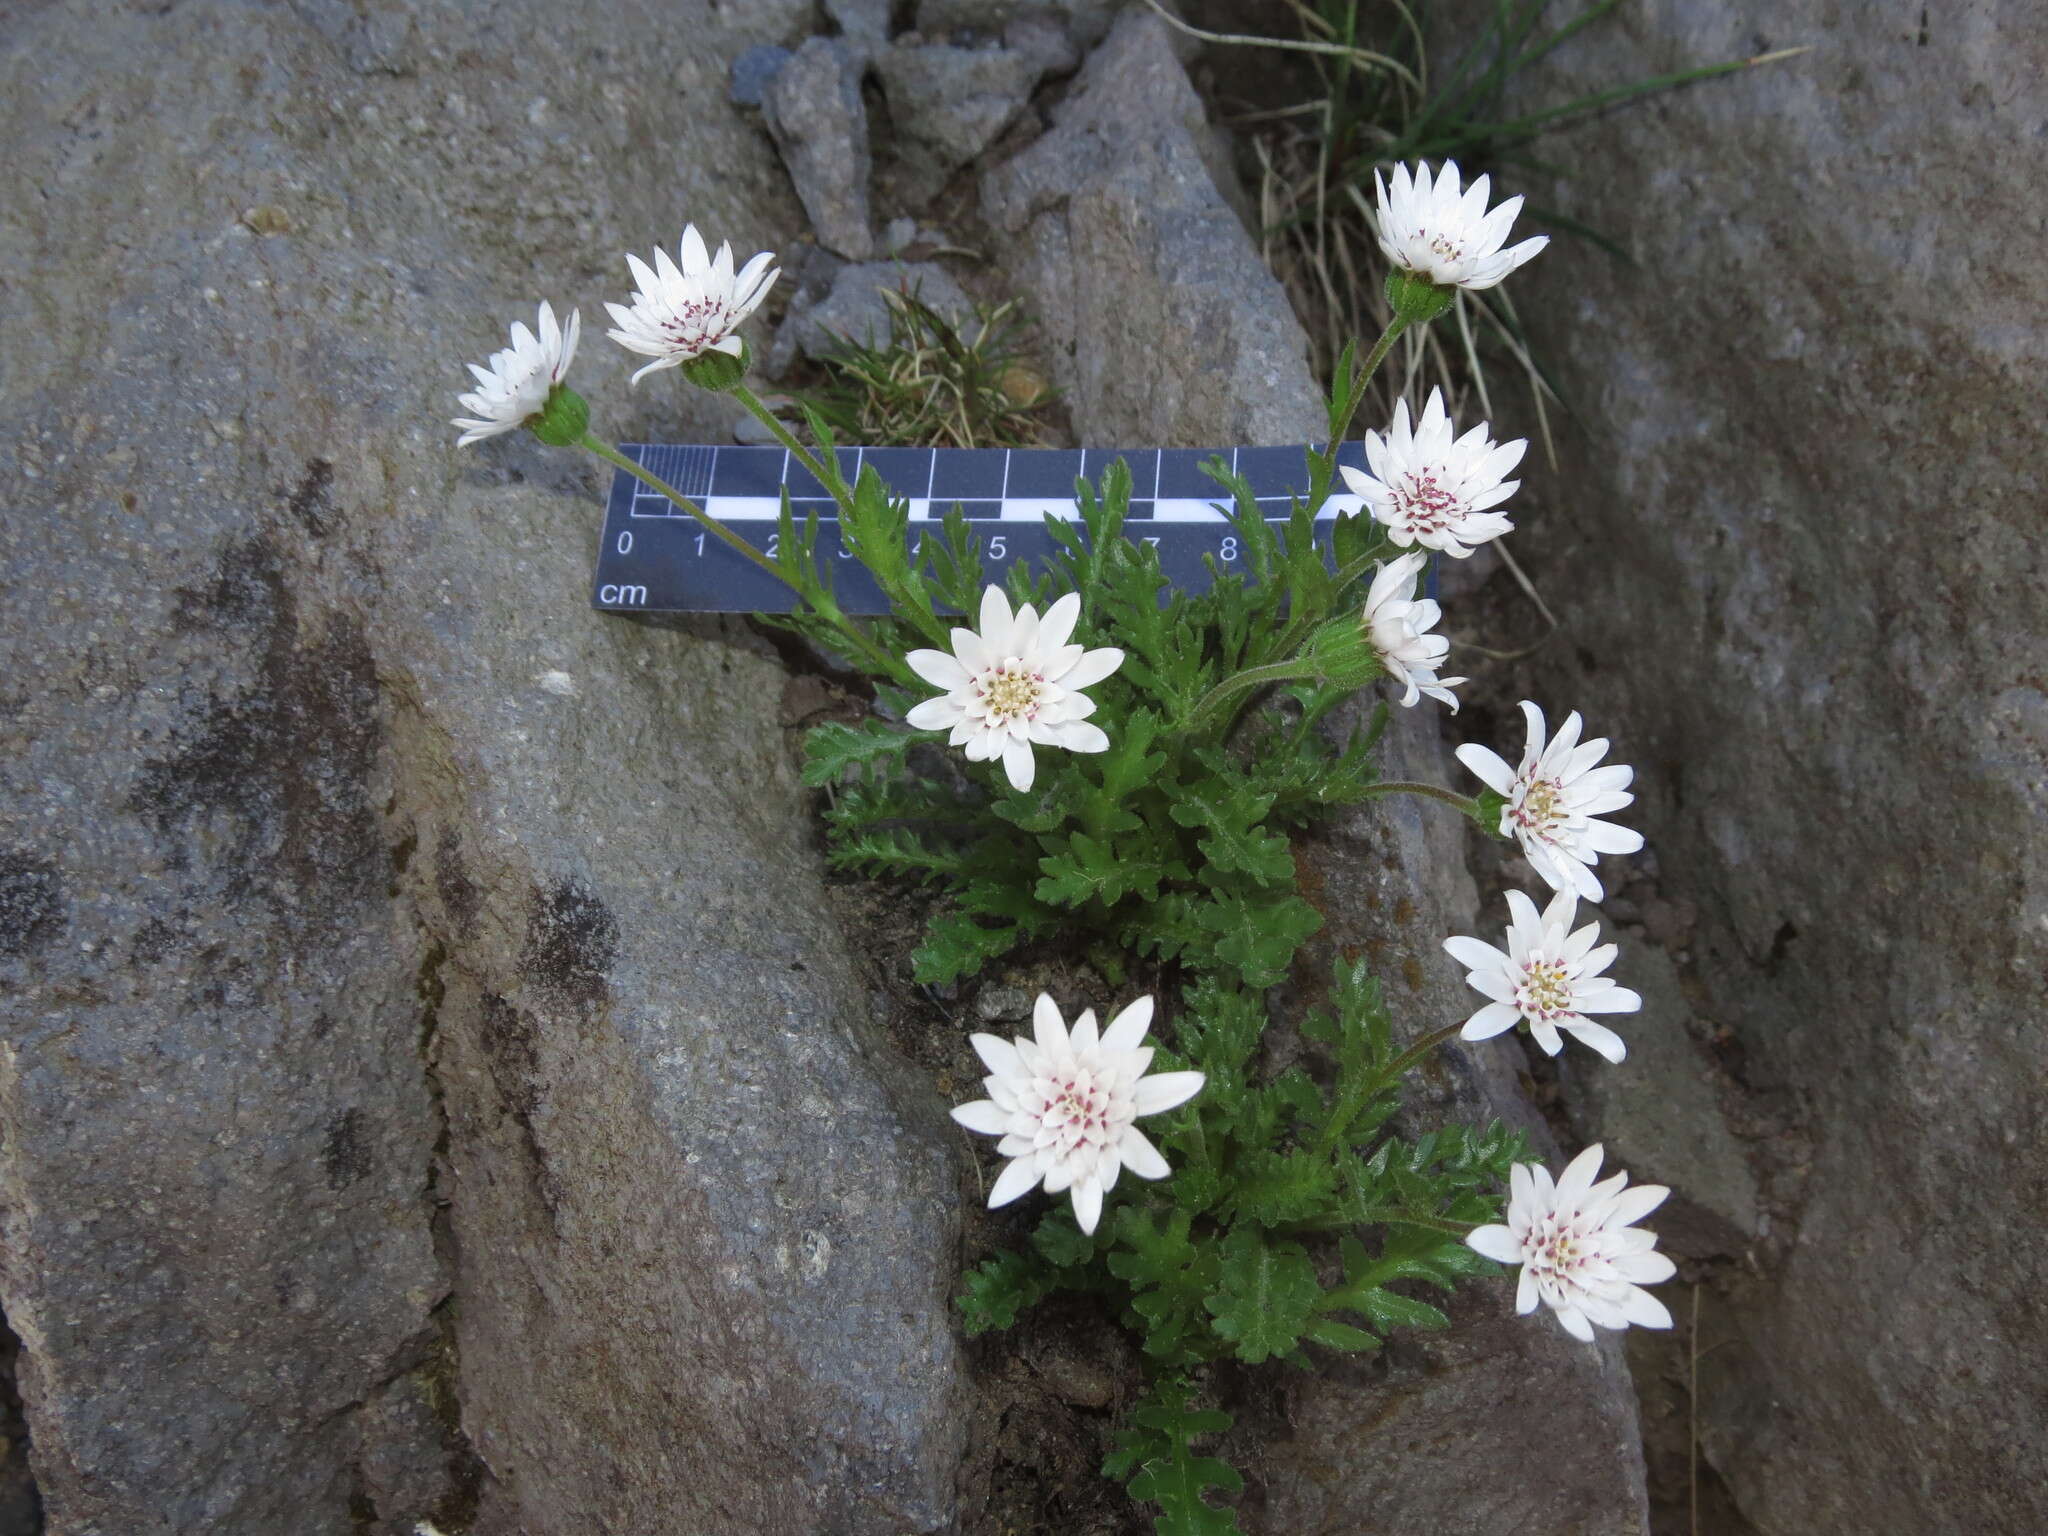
[[451, 301, 580, 446], [905, 586, 1123, 792], [1457, 701, 1644, 903], [1340, 388, 1523, 557], [1445, 888, 1641, 1062], [1362, 551, 1466, 710], [1465, 1143, 1676, 1342], [1374, 159, 1549, 291], [604, 224, 779, 385], [951, 994, 1205, 1236]]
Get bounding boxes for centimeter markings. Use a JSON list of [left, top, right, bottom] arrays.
[[591, 442, 1372, 614]]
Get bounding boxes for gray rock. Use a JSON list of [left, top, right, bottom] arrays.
[[875, 40, 1045, 205], [918, 0, 1120, 49], [0, 2, 964, 1533], [774, 259, 975, 368], [826, 0, 892, 50], [729, 43, 792, 107], [1559, 939, 1760, 1250], [980, 11, 1324, 447], [1003, 10, 1082, 77], [763, 37, 876, 259], [1452, 1, 2048, 1529]]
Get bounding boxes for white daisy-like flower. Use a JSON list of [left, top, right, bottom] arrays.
[[1374, 159, 1549, 291], [905, 586, 1123, 793], [1457, 701, 1644, 903], [1445, 888, 1641, 1062], [951, 994, 1205, 1236], [1465, 1143, 1676, 1342], [1362, 550, 1466, 710], [1339, 388, 1523, 557], [604, 224, 779, 385], [451, 301, 580, 446]]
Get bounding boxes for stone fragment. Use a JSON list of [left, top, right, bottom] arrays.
[[1003, 9, 1081, 77], [876, 40, 1045, 205], [980, 10, 1323, 447], [917, 0, 1118, 49], [763, 37, 876, 259], [774, 259, 975, 368], [825, 0, 892, 50], [729, 42, 792, 107]]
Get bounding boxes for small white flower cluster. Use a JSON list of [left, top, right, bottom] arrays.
[[450, 224, 779, 443]]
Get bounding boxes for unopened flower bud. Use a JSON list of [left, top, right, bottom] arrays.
[[680, 341, 749, 393], [1385, 267, 1457, 326], [526, 383, 589, 446]]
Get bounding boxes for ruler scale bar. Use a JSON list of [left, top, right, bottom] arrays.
[[592, 442, 1371, 615]]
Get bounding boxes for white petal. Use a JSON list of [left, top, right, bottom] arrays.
[[1032, 994, 1068, 1057], [1068, 1007, 1100, 1055], [1044, 719, 1109, 753], [1070, 1177, 1104, 1235], [1555, 1304, 1597, 1342], [1038, 592, 1081, 653], [906, 696, 964, 730], [906, 648, 971, 690], [1133, 1070, 1205, 1116], [1456, 743, 1515, 794], [1555, 1144, 1605, 1206], [1465, 1224, 1522, 1263], [1443, 934, 1509, 973], [1515, 1264, 1540, 1314], [1460, 1001, 1522, 1041], [1615, 1251, 1677, 1286], [1100, 995, 1154, 1053], [978, 585, 1014, 652], [1605, 1184, 1670, 1227], [951, 1100, 1009, 1136], [1618, 1285, 1673, 1329], [971, 1032, 1024, 1078], [987, 1156, 1041, 1208], [1118, 1124, 1172, 1180], [1002, 735, 1036, 791], [1562, 1018, 1628, 1063], [1058, 647, 1125, 690]]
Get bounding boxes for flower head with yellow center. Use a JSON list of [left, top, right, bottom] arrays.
[[1445, 888, 1640, 1061], [604, 224, 779, 385], [951, 994, 1205, 1235], [905, 586, 1124, 792], [1465, 1144, 1676, 1342], [1340, 388, 1523, 558], [1373, 159, 1549, 292], [451, 301, 581, 446], [1457, 700, 1643, 902]]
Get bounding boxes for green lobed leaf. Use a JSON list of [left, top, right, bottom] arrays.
[[1202, 1228, 1320, 1366]]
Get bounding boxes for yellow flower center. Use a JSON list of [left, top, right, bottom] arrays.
[[1519, 958, 1574, 1018], [977, 662, 1045, 726]]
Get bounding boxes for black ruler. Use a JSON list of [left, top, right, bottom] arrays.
[[590, 442, 1371, 614]]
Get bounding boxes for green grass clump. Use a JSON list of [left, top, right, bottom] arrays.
[[808, 283, 1055, 451]]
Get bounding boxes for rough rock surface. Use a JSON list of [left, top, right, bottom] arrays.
[[981, 12, 1324, 448], [1558, 940, 1759, 1250], [0, 3, 964, 1533], [763, 36, 876, 259], [774, 259, 976, 369], [876, 40, 1047, 205], [1463, 3, 2048, 1529], [917, 0, 1120, 49], [1268, 709, 1652, 1533]]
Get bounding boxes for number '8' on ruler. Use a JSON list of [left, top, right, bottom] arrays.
[[591, 442, 1370, 614]]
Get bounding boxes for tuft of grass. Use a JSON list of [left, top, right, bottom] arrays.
[[806, 283, 1058, 451]]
